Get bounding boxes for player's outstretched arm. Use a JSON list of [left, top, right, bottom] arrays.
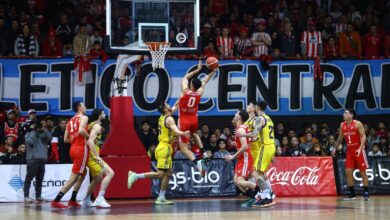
[[226, 128, 247, 161], [78, 115, 90, 139], [166, 116, 190, 137], [201, 68, 217, 88], [356, 121, 367, 150], [170, 99, 180, 114], [181, 59, 202, 91], [64, 126, 71, 143]]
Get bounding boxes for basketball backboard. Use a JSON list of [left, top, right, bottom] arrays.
[[106, 0, 201, 54]]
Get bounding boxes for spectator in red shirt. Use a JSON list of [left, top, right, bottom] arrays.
[[324, 36, 340, 60], [216, 27, 234, 58], [363, 25, 382, 59], [202, 41, 219, 59], [339, 23, 362, 59], [90, 41, 108, 64], [42, 29, 63, 57], [234, 27, 252, 57], [300, 20, 323, 59]]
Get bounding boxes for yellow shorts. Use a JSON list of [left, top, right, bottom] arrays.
[[155, 142, 173, 170], [250, 140, 261, 163], [254, 143, 276, 172], [87, 157, 105, 177]]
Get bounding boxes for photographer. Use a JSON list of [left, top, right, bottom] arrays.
[[23, 120, 52, 203]]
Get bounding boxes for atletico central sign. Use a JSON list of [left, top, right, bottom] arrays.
[[0, 59, 389, 116]]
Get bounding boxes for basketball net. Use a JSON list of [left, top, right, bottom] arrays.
[[145, 42, 170, 70]]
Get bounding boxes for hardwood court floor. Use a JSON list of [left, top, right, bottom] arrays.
[[1, 196, 389, 220]]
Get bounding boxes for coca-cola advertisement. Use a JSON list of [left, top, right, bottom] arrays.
[[267, 157, 337, 196]]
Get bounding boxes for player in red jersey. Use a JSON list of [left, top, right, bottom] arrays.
[[51, 102, 102, 208], [336, 109, 369, 201], [225, 110, 256, 206], [177, 60, 217, 174]]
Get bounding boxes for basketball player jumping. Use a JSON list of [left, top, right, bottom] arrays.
[[178, 60, 217, 174], [225, 110, 256, 204], [127, 102, 189, 205], [336, 109, 369, 200], [51, 102, 102, 208], [244, 101, 276, 208], [80, 109, 115, 208]]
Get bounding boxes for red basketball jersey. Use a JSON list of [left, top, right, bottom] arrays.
[[66, 115, 87, 146], [4, 122, 19, 142], [179, 89, 201, 117], [341, 120, 361, 150], [235, 124, 251, 159]]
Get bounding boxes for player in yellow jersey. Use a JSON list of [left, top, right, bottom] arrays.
[[245, 101, 261, 162], [250, 101, 276, 208], [239, 101, 262, 207], [80, 109, 115, 208], [127, 102, 189, 205]]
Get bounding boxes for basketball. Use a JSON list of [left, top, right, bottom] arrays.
[[206, 57, 219, 70]]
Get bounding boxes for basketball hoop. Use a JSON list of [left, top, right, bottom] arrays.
[[145, 42, 171, 70]]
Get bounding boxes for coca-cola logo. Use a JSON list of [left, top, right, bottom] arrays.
[[266, 166, 320, 186]]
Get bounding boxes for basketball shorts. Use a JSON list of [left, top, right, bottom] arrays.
[[87, 158, 105, 177], [155, 142, 174, 170], [250, 140, 261, 164], [235, 152, 253, 178], [254, 143, 276, 172], [178, 116, 198, 144], [345, 149, 369, 171], [70, 144, 89, 175]]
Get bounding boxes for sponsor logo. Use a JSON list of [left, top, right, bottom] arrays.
[[267, 166, 320, 186], [170, 167, 220, 190], [353, 164, 390, 182], [8, 175, 24, 191]]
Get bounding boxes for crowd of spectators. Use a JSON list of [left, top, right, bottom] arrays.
[[0, 104, 389, 165], [0, 0, 388, 60], [0, 107, 71, 164], [137, 118, 390, 162]]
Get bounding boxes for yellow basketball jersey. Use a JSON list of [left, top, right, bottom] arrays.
[[87, 121, 102, 154], [245, 116, 257, 132], [158, 115, 173, 143], [259, 113, 275, 145], [245, 115, 259, 142]]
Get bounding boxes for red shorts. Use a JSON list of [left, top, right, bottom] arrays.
[[234, 152, 253, 178], [345, 149, 369, 171], [178, 116, 198, 144], [70, 144, 89, 175]]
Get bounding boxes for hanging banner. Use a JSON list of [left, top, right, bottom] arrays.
[[266, 157, 337, 196], [0, 164, 89, 202], [336, 157, 390, 195], [151, 159, 236, 198], [1, 58, 390, 116]]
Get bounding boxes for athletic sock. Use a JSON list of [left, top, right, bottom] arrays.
[[159, 190, 166, 199], [54, 192, 64, 202], [98, 191, 105, 198], [71, 191, 78, 201], [363, 186, 368, 193], [135, 173, 145, 180]]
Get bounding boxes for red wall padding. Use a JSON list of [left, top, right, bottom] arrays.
[[101, 96, 147, 156]]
